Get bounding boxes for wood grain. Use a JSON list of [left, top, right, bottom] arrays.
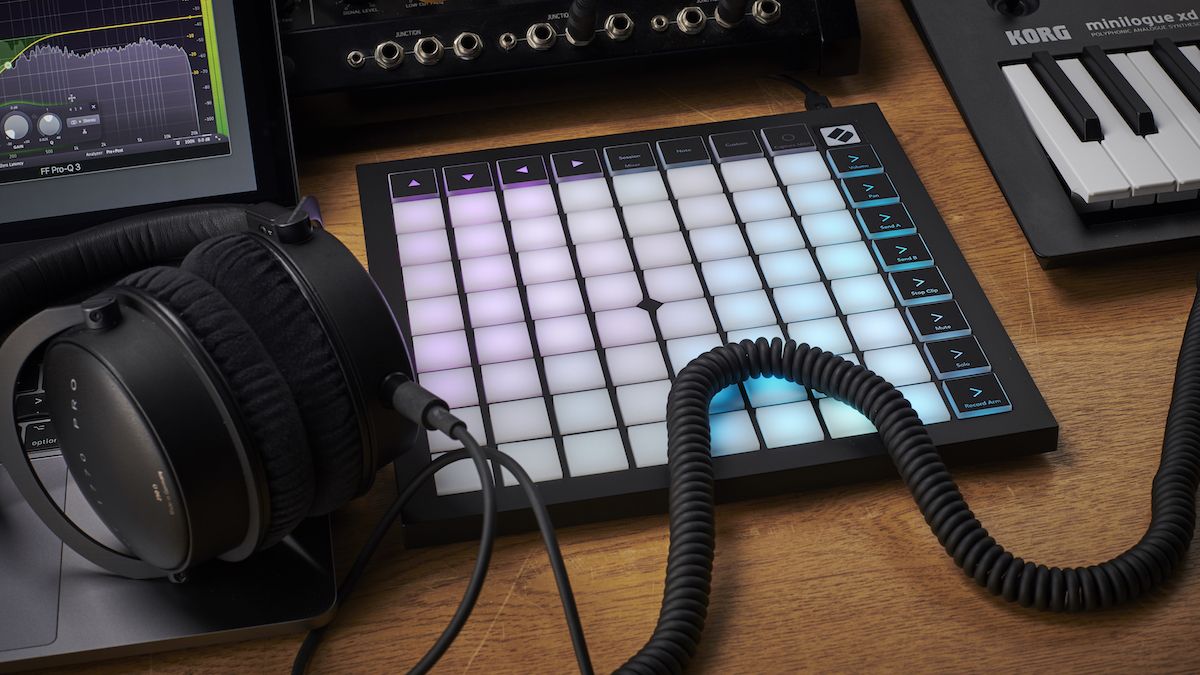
[[57, 0, 1200, 672]]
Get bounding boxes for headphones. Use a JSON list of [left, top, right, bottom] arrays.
[[0, 201, 419, 580]]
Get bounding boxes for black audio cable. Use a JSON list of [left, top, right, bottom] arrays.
[[716, 0, 750, 28], [301, 280, 1200, 673], [566, 0, 598, 46]]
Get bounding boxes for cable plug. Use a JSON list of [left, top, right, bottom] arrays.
[[382, 373, 461, 437]]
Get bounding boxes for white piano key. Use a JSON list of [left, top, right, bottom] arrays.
[[393, 199, 446, 235], [746, 217, 806, 254], [632, 232, 692, 269], [702, 256, 762, 295], [558, 178, 613, 212], [623, 200, 681, 237], [721, 157, 778, 191], [408, 295, 465, 336], [454, 222, 510, 259], [482, 359, 544, 402], [554, 389, 617, 434], [544, 351, 607, 394], [499, 438, 563, 486], [732, 187, 793, 222], [577, 239, 635, 276], [759, 249, 821, 288], [677, 194, 737, 230], [606, 342, 669, 386], [397, 229, 451, 266], [511, 215, 567, 252], [448, 192, 503, 227], [489, 398, 552, 444], [567, 208, 623, 243], [460, 254, 516, 293], [585, 272, 643, 311], [667, 164, 724, 198], [563, 429, 628, 476], [657, 298, 717, 339], [527, 280, 585, 320], [690, 224, 749, 262], [503, 185, 558, 220], [1123, 51, 1200, 189], [1059, 59, 1175, 196], [644, 264, 705, 303], [403, 261, 458, 300], [613, 172, 669, 205], [419, 367, 479, 409], [1183, 45, 1200, 72], [1002, 64, 1131, 203], [616, 380, 672, 426]]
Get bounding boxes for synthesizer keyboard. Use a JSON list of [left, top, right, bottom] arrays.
[[357, 105, 1057, 545], [907, 0, 1200, 266]]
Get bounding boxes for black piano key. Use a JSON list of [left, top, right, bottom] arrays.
[[1030, 50, 1103, 142], [1152, 38, 1200, 115], [1081, 45, 1156, 135]]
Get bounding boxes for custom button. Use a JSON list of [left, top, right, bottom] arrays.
[[924, 336, 991, 380], [890, 267, 952, 306], [827, 145, 884, 178], [857, 203, 916, 239], [842, 174, 900, 208], [872, 234, 933, 272], [944, 373, 1012, 418], [761, 124, 816, 156], [820, 124, 861, 146], [604, 143, 658, 174], [906, 301, 971, 342], [551, 149, 604, 181], [443, 163, 494, 194], [389, 169, 440, 201], [657, 136, 712, 168], [497, 156, 550, 187], [709, 130, 765, 163]]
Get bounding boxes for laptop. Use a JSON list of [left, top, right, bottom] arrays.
[[0, 1, 337, 669]]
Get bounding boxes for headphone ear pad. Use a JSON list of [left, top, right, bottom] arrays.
[[182, 234, 365, 515], [118, 266, 315, 549]]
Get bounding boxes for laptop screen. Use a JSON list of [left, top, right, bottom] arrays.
[[0, 0, 262, 226]]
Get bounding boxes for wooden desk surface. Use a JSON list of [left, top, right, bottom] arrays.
[[70, 0, 1200, 672]]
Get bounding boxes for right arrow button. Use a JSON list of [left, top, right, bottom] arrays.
[[890, 266, 952, 306], [923, 335, 991, 380], [905, 301, 971, 342], [943, 373, 1012, 419]]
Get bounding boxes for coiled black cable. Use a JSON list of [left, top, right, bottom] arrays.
[[620, 284, 1200, 672]]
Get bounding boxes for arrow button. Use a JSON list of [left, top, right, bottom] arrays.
[[872, 233, 933, 272], [15, 392, 50, 421], [443, 162, 494, 194], [388, 168, 440, 202], [943, 373, 1011, 419], [906, 301, 971, 342], [551, 149, 604, 181], [923, 336, 990, 380], [889, 266, 951, 306], [827, 144, 884, 178], [498, 156, 549, 187]]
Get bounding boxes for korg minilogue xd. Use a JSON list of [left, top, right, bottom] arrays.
[[907, 0, 1200, 266]]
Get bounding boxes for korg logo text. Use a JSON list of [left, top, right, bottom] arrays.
[[1005, 25, 1072, 46]]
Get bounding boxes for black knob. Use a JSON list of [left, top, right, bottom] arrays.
[[988, 0, 1040, 16], [82, 296, 122, 331]]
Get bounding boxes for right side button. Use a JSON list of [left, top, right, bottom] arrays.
[[924, 335, 990, 379], [944, 373, 1012, 419]]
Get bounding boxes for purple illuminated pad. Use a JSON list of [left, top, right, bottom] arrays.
[[362, 107, 1045, 527]]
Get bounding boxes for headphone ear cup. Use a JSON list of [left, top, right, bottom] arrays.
[[182, 234, 365, 515], [118, 266, 316, 549]]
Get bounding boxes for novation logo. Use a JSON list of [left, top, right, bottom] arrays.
[[1006, 25, 1071, 46]]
